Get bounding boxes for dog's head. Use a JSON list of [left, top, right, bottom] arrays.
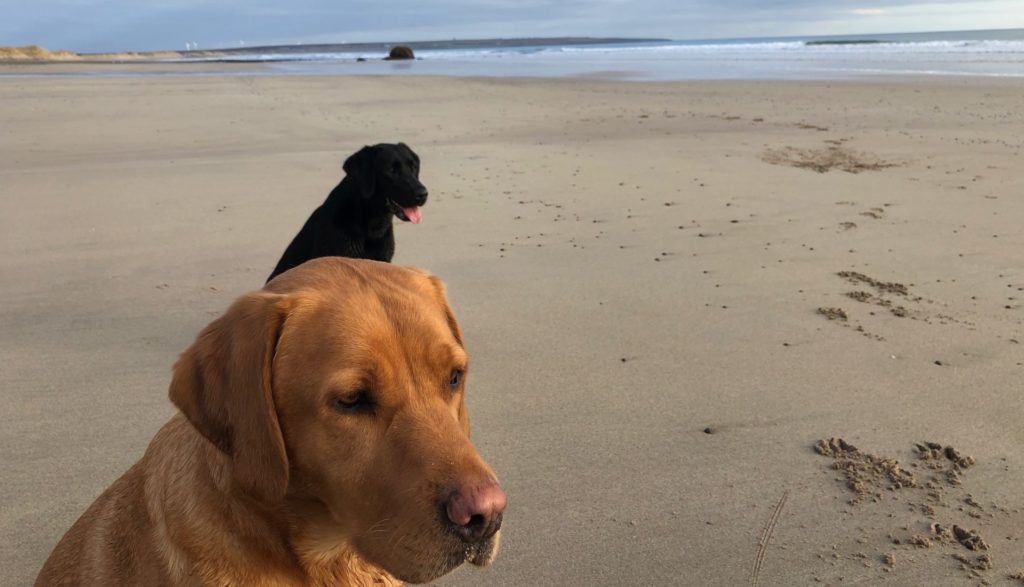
[[343, 143, 428, 224], [170, 258, 503, 583]]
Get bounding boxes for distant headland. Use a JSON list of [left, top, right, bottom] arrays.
[[205, 37, 671, 55]]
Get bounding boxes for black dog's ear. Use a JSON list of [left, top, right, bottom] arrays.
[[343, 145, 378, 199], [398, 142, 420, 167]]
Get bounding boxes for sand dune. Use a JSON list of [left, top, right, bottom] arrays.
[[0, 45, 226, 62], [0, 45, 79, 61], [1, 71, 1023, 585]]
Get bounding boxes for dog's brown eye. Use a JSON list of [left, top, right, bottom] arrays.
[[330, 392, 373, 414], [449, 369, 462, 390]]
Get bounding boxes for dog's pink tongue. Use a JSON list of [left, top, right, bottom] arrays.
[[403, 206, 422, 224]]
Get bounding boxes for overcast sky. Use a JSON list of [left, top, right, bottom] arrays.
[[2, 0, 1022, 52]]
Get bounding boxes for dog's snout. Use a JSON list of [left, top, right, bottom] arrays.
[[414, 185, 428, 204], [445, 479, 506, 543]]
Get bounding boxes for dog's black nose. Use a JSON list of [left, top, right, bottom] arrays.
[[415, 186, 428, 204]]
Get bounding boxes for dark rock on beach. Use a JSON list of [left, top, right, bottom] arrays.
[[386, 46, 415, 60]]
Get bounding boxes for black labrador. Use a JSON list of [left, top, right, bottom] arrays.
[[268, 143, 427, 282]]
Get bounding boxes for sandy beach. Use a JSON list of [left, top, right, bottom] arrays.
[[2, 68, 1023, 585]]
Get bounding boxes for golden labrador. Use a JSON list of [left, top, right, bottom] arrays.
[[36, 258, 505, 586]]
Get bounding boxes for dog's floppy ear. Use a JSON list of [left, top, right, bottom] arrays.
[[398, 142, 419, 167], [169, 292, 292, 503], [343, 145, 378, 199]]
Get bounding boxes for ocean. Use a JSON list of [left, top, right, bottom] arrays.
[[4, 28, 1022, 80], [180, 28, 1024, 81]]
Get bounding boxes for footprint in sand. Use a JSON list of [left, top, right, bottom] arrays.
[[761, 144, 898, 174]]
